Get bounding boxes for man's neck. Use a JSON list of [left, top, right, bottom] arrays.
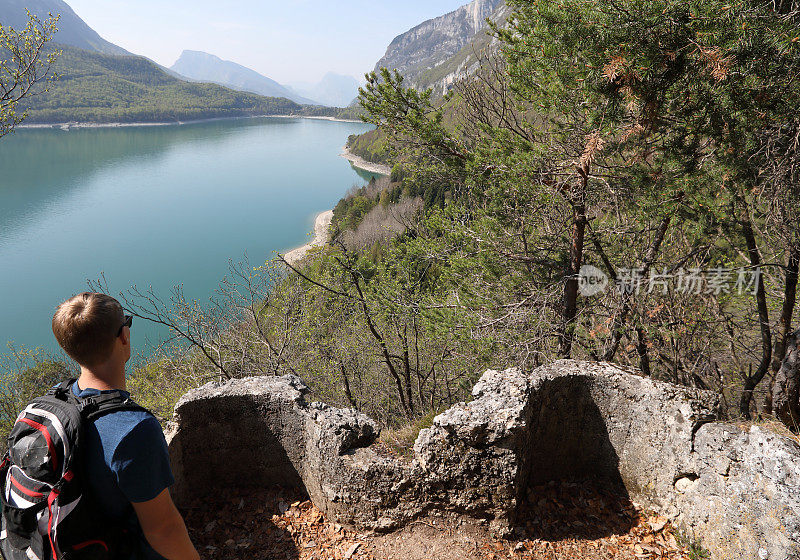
[[77, 364, 126, 392]]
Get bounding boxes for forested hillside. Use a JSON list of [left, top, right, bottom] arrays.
[[346, 128, 390, 164], [19, 45, 303, 123], [347, 0, 800, 425], [5, 0, 799, 438]]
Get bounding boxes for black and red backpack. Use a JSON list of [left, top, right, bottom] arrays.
[[0, 380, 149, 560]]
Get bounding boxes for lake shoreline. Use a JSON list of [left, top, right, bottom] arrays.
[[18, 114, 363, 130], [1, 117, 373, 355], [283, 210, 335, 265], [340, 146, 392, 176]]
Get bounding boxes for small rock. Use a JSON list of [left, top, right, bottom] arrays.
[[648, 517, 668, 533], [674, 476, 698, 493], [344, 542, 361, 559]]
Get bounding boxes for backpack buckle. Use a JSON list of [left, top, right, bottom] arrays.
[[49, 379, 77, 401], [81, 397, 99, 414]]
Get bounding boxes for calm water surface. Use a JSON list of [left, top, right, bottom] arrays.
[[0, 117, 377, 359]]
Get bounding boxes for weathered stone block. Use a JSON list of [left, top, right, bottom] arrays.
[[166, 361, 800, 560]]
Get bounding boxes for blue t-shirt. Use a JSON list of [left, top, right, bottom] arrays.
[[72, 382, 174, 560]]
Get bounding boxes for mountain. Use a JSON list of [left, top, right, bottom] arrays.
[[373, 0, 509, 96], [288, 73, 361, 108], [20, 45, 302, 124], [0, 0, 130, 55], [3, 2, 322, 123], [170, 50, 317, 105]]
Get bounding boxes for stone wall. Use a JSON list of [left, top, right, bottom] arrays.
[[166, 360, 800, 560]]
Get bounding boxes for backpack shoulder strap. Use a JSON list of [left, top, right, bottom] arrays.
[[46, 378, 151, 421], [80, 393, 150, 422], [46, 378, 78, 399]]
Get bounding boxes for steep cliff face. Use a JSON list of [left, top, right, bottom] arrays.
[[372, 0, 508, 95]]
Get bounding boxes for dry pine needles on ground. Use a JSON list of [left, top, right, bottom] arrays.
[[181, 482, 695, 560]]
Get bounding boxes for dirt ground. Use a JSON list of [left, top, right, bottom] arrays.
[[180, 481, 695, 560]]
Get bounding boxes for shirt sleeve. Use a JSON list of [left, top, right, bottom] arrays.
[[111, 415, 175, 503]]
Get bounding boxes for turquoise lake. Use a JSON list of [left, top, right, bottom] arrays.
[[0, 117, 377, 362]]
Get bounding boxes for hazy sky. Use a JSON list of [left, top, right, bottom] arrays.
[[66, 0, 470, 84]]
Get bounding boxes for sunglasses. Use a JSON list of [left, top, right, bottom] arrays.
[[117, 315, 133, 337]]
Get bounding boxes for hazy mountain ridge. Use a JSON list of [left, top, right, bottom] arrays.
[[288, 73, 360, 108], [0, 0, 130, 55], [169, 50, 317, 105], [19, 44, 304, 124], [289, 72, 360, 107], [373, 0, 509, 96]]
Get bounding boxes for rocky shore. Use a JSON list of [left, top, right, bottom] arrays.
[[283, 210, 334, 265], [340, 146, 391, 176], [19, 114, 361, 130]]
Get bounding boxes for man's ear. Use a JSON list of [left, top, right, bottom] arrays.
[[120, 326, 130, 346]]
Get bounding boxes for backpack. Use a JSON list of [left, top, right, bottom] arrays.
[[0, 380, 149, 560]]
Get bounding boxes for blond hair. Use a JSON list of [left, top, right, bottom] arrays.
[[52, 292, 124, 367]]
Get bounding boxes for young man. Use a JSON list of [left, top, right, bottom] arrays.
[[51, 292, 200, 560]]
